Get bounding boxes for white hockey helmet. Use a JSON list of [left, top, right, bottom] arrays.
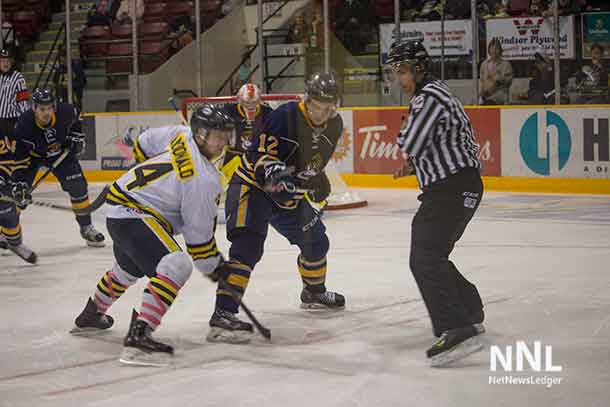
[[236, 83, 262, 122]]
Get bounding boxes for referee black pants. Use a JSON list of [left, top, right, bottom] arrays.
[[409, 168, 484, 337]]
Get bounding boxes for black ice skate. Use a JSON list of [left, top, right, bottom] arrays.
[[120, 310, 174, 366], [80, 225, 105, 247], [207, 308, 253, 344], [300, 288, 345, 310], [426, 325, 484, 367], [7, 243, 37, 264], [70, 297, 114, 334]]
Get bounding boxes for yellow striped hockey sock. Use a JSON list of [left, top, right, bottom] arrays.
[[138, 275, 181, 329], [1, 225, 22, 246], [93, 269, 130, 314], [215, 260, 252, 314], [298, 255, 327, 294]]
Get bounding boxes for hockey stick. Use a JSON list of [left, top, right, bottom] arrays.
[[208, 275, 271, 340], [0, 184, 110, 215], [30, 149, 70, 192], [168, 96, 189, 126]]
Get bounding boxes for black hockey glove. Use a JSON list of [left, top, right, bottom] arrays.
[[262, 161, 300, 203], [304, 172, 331, 203], [10, 181, 32, 209], [66, 132, 86, 155]]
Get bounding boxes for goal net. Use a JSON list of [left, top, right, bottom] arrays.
[[182, 94, 367, 210]]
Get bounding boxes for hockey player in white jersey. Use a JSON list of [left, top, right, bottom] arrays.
[[132, 124, 190, 163], [71, 104, 239, 366]]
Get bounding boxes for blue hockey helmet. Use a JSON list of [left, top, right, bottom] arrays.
[[32, 88, 56, 106]]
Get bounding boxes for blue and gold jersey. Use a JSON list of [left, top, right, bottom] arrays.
[[234, 101, 343, 209], [222, 102, 273, 156], [0, 132, 31, 182], [15, 103, 82, 160]]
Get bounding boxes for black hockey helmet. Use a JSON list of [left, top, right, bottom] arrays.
[[0, 49, 10, 59], [32, 88, 56, 106], [190, 103, 235, 137], [386, 38, 430, 74], [305, 72, 339, 104]]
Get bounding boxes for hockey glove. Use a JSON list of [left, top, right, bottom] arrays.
[[10, 181, 32, 209], [304, 172, 331, 203], [262, 161, 301, 203], [66, 132, 86, 155]]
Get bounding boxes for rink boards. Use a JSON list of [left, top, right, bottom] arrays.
[[70, 104, 610, 194]]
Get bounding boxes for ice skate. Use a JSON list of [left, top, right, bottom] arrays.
[[7, 242, 37, 264], [426, 325, 484, 367], [206, 308, 253, 344], [0, 234, 7, 250], [80, 224, 105, 247], [70, 297, 114, 334], [119, 310, 173, 366], [300, 288, 345, 311]]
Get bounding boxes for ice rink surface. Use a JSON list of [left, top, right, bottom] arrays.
[[1, 184, 609, 407]]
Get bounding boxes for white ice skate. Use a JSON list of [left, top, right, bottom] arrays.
[[7, 242, 37, 264], [80, 225, 105, 247]]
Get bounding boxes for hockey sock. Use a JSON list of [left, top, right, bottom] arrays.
[[1, 225, 22, 246], [93, 264, 137, 313], [71, 194, 92, 226], [215, 260, 252, 314], [298, 255, 327, 293], [138, 275, 182, 330]]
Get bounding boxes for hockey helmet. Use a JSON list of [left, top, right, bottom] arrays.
[[305, 72, 340, 104], [236, 83, 262, 122], [190, 103, 235, 136], [386, 38, 430, 75], [0, 49, 10, 59], [32, 88, 56, 106]]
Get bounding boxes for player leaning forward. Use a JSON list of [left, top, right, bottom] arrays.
[[13, 88, 105, 246], [71, 105, 235, 365], [387, 38, 485, 367], [207, 73, 345, 343]]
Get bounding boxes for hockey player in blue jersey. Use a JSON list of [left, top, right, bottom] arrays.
[[207, 72, 345, 343], [0, 129, 37, 263], [13, 88, 105, 247]]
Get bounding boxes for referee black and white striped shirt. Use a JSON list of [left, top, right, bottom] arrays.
[[397, 78, 480, 188], [0, 69, 29, 119]]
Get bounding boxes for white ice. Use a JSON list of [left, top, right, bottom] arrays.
[[1, 184, 609, 407]]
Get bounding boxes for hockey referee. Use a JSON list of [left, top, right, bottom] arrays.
[[387, 38, 485, 367], [0, 49, 29, 135]]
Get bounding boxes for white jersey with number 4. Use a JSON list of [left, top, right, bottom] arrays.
[[134, 125, 193, 161], [106, 130, 222, 275]]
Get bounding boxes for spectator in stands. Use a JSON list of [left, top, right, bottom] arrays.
[[576, 43, 609, 103], [115, 0, 145, 24], [542, 0, 580, 16], [86, 0, 113, 27], [480, 38, 513, 105], [528, 0, 546, 16], [527, 51, 555, 104]]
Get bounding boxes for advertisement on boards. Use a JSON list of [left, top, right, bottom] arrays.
[[352, 108, 501, 176], [96, 113, 181, 170], [486, 16, 575, 60], [501, 108, 610, 178]]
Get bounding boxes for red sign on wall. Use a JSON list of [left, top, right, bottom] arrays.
[[352, 108, 501, 176]]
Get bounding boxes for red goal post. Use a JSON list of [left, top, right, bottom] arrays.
[[181, 94, 367, 210]]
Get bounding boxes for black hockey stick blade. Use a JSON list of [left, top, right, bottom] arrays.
[[1, 185, 110, 215], [239, 300, 271, 340]]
